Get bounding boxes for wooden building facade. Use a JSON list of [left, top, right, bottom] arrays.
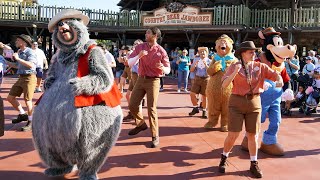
[[0, 0, 320, 57]]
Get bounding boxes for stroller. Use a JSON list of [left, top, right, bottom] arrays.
[[296, 74, 317, 115], [303, 93, 319, 115], [301, 81, 320, 115]]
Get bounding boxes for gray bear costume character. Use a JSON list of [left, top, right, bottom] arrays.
[[32, 9, 123, 180]]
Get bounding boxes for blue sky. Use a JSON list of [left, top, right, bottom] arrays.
[[38, 0, 120, 12]]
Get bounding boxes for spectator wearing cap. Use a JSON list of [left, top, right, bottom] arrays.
[[308, 50, 318, 65], [5, 34, 37, 131], [302, 56, 315, 78]]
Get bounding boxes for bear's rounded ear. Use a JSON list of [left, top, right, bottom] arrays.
[[258, 31, 265, 40]]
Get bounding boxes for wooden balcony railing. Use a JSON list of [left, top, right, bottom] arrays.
[[0, 1, 141, 27], [250, 8, 291, 28], [295, 6, 320, 27], [0, 2, 320, 29], [202, 5, 250, 26]]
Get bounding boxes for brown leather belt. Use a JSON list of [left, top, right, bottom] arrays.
[[244, 93, 260, 99], [196, 76, 208, 79], [139, 75, 159, 79], [19, 74, 34, 77]]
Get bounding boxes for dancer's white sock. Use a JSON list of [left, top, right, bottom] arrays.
[[250, 156, 257, 161], [18, 105, 25, 114], [222, 151, 230, 157]]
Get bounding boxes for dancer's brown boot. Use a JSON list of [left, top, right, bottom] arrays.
[[218, 154, 228, 173], [12, 114, 28, 124], [150, 136, 159, 148], [128, 122, 148, 135], [250, 161, 263, 178]]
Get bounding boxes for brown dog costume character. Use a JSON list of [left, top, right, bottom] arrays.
[[204, 34, 237, 131]]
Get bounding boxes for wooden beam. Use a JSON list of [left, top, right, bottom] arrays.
[[25, 27, 32, 37], [259, 0, 270, 7], [38, 28, 45, 37], [139, 0, 145, 11], [121, 0, 135, 10]]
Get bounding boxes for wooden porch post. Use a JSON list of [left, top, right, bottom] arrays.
[[288, 31, 293, 44], [117, 33, 126, 47], [122, 33, 126, 46], [185, 31, 197, 49], [289, 0, 297, 44], [32, 24, 37, 42], [42, 35, 47, 52], [190, 33, 195, 48], [236, 32, 241, 48]]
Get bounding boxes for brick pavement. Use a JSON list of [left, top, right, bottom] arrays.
[[0, 75, 319, 180]]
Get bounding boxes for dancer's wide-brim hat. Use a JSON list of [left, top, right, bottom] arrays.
[[235, 41, 260, 57], [15, 34, 33, 47], [198, 47, 208, 53]]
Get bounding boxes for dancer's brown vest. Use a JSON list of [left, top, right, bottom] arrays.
[[74, 44, 122, 107]]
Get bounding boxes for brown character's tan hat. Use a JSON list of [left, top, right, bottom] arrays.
[[215, 34, 234, 44]]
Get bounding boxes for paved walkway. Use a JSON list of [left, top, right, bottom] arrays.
[[0, 76, 319, 180]]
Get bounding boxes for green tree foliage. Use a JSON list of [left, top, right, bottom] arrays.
[[96, 39, 113, 50], [2, 0, 37, 5]]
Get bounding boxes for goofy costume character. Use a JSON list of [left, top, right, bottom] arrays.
[[241, 27, 296, 156], [257, 27, 296, 156]]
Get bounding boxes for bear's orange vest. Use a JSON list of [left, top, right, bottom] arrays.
[[74, 44, 122, 107]]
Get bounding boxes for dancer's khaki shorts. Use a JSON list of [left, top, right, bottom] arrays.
[[191, 76, 209, 96], [128, 72, 138, 91], [228, 94, 261, 134], [9, 74, 37, 101], [121, 66, 131, 80]]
